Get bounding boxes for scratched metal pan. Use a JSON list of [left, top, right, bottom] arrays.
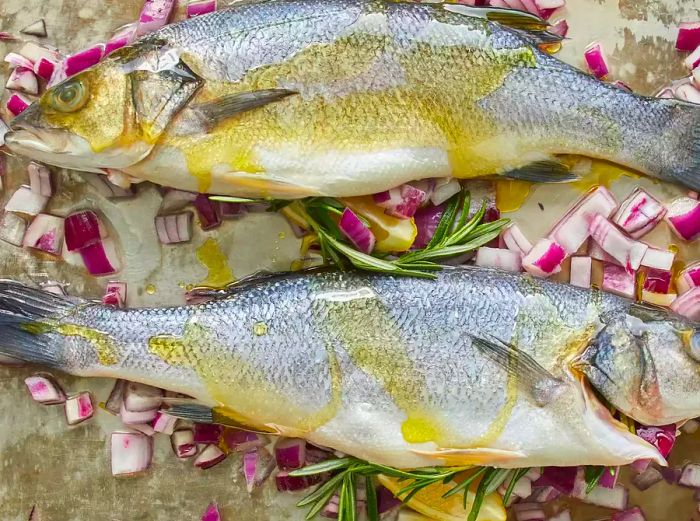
[[1, 0, 700, 519]]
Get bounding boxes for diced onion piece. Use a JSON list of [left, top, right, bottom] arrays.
[[137, 0, 175, 35], [151, 411, 177, 435], [65, 392, 94, 425], [642, 267, 671, 294], [475, 246, 522, 272], [0, 212, 28, 247], [522, 239, 565, 277], [602, 263, 635, 299], [274, 438, 307, 470], [24, 374, 65, 404], [32, 56, 56, 81], [80, 238, 121, 276], [570, 256, 592, 288], [631, 466, 663, 491], [128, 422, 156, 436], [223, 428, 269, 452], [155, 212, 193, 244], [7, 93, 32, 117], [171, 428, 197, 458], [103, 281, 127, 307], [193, 423, 223, 444], [641, 248, 675, 272], [28, 162, 53, 197], [23, 213, 64, 256], [242, 448, 276, 493], [548, 186, 618, 255], [679, 464, 700, 488], [111, 432, 153, 476], [512, 503, 545, 521], [64, 45, 104, 77], [160, 189, 197, 212], [194, 194, 222, 230], [549, 19, 569, 38], [84, 174, 135, 198], [665, 196, 700, 241], [194, 444, 227, 469], [4, 52, 34, 69], [677, 262, 700, 294], [612, 189, 666, 238], [571, 479, 628, 510], [682, 419, 700, 434], [18, 42, 59, 64], [412, 204, 444, 250], [584, 42, 609, 79], [498, 475, 532, 500], [598, 467, 620, 489], [5, 67, 38, 95], [685, 46, 700, 71], [219, 201, 247, 219], [201, 502, 221, 521], [341, 196, 417, 252], [675, 83, 700, 103], [275, 470, 322, 492], [105, 379, 127, 415], [120, 400, 158, 424], [534, 467, 578, 495], [589, 215, 647, 273], [5, 186, 48, 216], [430, 178, 461, 206], [0, 118, 9, 147], [105, 23, 138, 56], [373, 184, 426, 219], [636, 424, 676, 459], [502, 223, 532, 255], [526, 486, 561, 503], [548, 510, 572, 521], [677, 21, 700, 52], [187, 0, 217, 17], [611, 507, 647, 521], [124, 382, 163, 412], [589, 240, 617, 264], [339, 208, 376, 254]]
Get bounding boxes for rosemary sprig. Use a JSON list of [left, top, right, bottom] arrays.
[[290, 457, 529, 520]]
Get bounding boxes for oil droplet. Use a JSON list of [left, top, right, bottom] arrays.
[[278, 232, 286, 240], [145, 284, 156, 295], [496, 179, 532, 213], [253, 322, 268, 336], [185, 283, 194, 292], [571, 159, 637, 193], [196, 238, 235, 288], [178, 282, 186, 289]]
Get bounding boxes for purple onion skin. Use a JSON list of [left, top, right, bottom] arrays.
[[412, 204, 445, 250], [534, 467, 578, 495], [377, 486, 402, 514], [275, 471, 323, 492], [193, 423, 223, 444], [275, 438, 307, 470], [636, 424, 676, 459]]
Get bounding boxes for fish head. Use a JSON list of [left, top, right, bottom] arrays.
[[577, 306, 700, 426], [5, 44, 202, 173]]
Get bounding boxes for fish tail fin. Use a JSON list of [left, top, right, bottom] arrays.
[[0, 280, 82, 367], [656, 99, 700, 191]]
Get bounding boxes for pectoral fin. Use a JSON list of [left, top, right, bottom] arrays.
[[192, 88, 297, 129], [166, 402, 277, 434], [411, 447, 527, 466], [501, 160, 579, 184]]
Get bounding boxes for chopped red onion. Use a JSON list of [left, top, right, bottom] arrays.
[[642, 267, 671, 294], [571, 480, 628, 510], [631, 465, 663, 491], [612, 507, 646, 521], [549, 19, 569, 38], [685, 46, 700, 71], [526, 485, 562, 503], [24, 374, 65, 404], [430, 178, 461, 206], [275, 470, 322, 492], [23, 214, 64, 256], [5, 186, 48, 216], [0, 32, 18, 42], [103, 281, 127, 307], [612, 189, 666, 238], [570, 256, 592, 288], [339, 208, 376, 254], [84, 174, 135, 198], [187, 0, 217, 17], [160, 189, 197, 212], [64, 45, 104, 77], [80, 238, 121, 276], [412, 204, 445, 250], [584, 42, 609, 79], [7, 93, 32, 117], [0, 118, 9, 146], [151, 411, 178, 435], [513, 503, 545, 521], [0, 212, 28, 247], [522, 239, 565, 277], [124, 382, 163, 412], [640, 248, 675, 272], [659, 465, 683, 484], [502, 223, 532, 256], [548, 186, 618, 255], [120, 401, 158, 424], [105, 379, 127, 415], [636, 424, 676, 459], [223, 428, 269, 452], [682, 419, 700, 434], [475, 246, 522, 272], [219, 202, 247, 219], [193, 423, 223, 444], [28, 162, 53, 197], [138, 0, 176, 35], [677, 262, 700, 294], [671, 286, 700, 319], [5, 67, 38, 95], [589, 215, 647, 273], [105, 23, 138, 56], [665, 196, 700, 241], [155, 212, 194, 244], [4, 52, 34, 69], [274, 438, 307, 470], [18, 42, 59, 64], [535, 467, 578, 495], [127, 422, 156, 436], [679, 464, 700, 488], [111, 431, 153, 476], [194, 444, 227, 469], [524, 468, 542, 482], [675, 83, 700, 103], [374, 184, 426, 219], [21, 19, 47, 37], [194, 194, 222, 230], [677, 21, 700, 52], [498, 474, 532, 500], [201, 502, 221, 521], [65, 392, 94, 425], [242, 447, 276, 493], [597, 467, 620, 489], [602, 263, 636, 299], [171, 428, 198, 458]]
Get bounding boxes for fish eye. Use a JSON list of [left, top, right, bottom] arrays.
[[50, 79, 88, 113]]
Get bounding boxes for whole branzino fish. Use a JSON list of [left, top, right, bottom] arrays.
[[1, 267, 698, 468], [5, 1, 700, 197]]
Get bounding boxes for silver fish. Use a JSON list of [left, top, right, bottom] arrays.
[[0, 267, 697, 469]]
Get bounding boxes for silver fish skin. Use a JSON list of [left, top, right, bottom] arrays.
[[5, 0, 700, 197], [1, 268, 697, 468]]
